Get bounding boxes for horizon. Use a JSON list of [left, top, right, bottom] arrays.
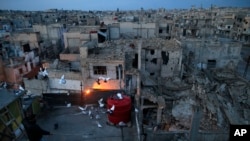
[[1, 0, 250, 11]]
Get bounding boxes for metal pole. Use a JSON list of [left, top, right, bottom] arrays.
[[136, 40, 142, 141], [118, 64, 122, 90], [80, 81, 83, 105]]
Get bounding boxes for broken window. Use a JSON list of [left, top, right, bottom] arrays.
[[93, 66, 107, 75], [166, 25, 169, 33], [207, 60, 216, 69], [159, 29, 163, 33], [150, 50, 155, 55], [150, 58, 157, 64], [183, 29, 186, 36], [116, 65, 123, 79], [23, 44, 31, 52], [161, 51, 169, 65], [98, 32, 106, 43], [132, 54, 138, 68]]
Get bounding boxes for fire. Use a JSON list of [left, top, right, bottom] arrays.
[[85, 89, 91, 95]]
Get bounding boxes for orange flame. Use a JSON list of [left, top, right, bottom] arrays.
[[85, 89, 91, 95]]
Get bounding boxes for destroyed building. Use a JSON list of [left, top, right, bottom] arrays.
[[0, 6, 250, 141]]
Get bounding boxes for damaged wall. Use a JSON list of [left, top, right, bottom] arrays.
[[63, 32, 98, 48], [183, 39, 242, 69], [141, 39, 182, 79]]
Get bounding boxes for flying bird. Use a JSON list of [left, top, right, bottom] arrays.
[[98, 98, 105, 108], [89, 110, 94, 119], [117, 93, 123, 99], [118, 121, 126, 126], [59, 75, 66, 84], [107, 105, 115, 114], [67, 103, 71, 107], [88, 110, 92, 116], [1, 82, 7, 88], [95, 114, 100, 119], [96, 79, 101, 85], [3, 82, 7, 88], [19, 85, 25, 91], [96, 121, 102, 128], [42, 67, 48, 77], [110, 105, 115, 111], [98, 76, 111, 83], [134, 108, 139, 113], [79, 105, 88, 111]]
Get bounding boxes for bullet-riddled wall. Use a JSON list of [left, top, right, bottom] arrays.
[[141, 39, 182, 78], [183, 39, 242, 69]]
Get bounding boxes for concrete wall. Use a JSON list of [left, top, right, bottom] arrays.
[[23, 78, 48, 95], [88, 62, 123, 79], [184, 39, 242, 69], [84, 78, 124, 90], [141, 39, 182, 78], [109, 26, 120, 40], [33, 25, 48, 39], [161, 50, 182, 77], [12, 32, 40, 42], [120, 22, 156, 38], [63, 32, 97, 48], [49, 79, 82, 91], [4, 63, 29, 84], [48, 70, 82, 91], [59, 53, 80, 61], [33, 24, 62, 40]]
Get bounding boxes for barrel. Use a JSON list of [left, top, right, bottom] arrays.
[[107, 95, 131, 124]]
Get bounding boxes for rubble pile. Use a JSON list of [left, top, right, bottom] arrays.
[[142, 68, 250, 133]]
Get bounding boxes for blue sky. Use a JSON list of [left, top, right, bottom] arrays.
[[1, 0, 250, 11]]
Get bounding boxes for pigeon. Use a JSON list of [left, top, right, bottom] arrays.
[[88, 110, 93, 119], [135, 108, 139, 113], [67, 103, 71, 107], [118, 121, 126, 126], [59, 75, 66, 84], [19, 85, 25, 91], [96, 121, 102, 128], [99, 76, 111, 83], [96, 79, 101, 85], [79, 105, 88, 111], [110, 105, 115, 111], [3, 82, 8, 88], [42, 67, 48, 77], [95, 114, 100, 119], [98, 98, 104, 108], [117, 93, 123, 99], [3, 82, 7, 88], [107, 105, 115, 114]]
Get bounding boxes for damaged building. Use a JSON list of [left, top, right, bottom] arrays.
[[0, 6, 250, 141]]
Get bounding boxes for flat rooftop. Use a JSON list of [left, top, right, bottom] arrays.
[[19, 105, 137, 141]]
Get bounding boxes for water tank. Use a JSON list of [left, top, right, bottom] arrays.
[[107, 94, 131, 124]]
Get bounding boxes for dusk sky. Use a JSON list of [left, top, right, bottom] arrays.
[[1, 0, 250, 11]]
